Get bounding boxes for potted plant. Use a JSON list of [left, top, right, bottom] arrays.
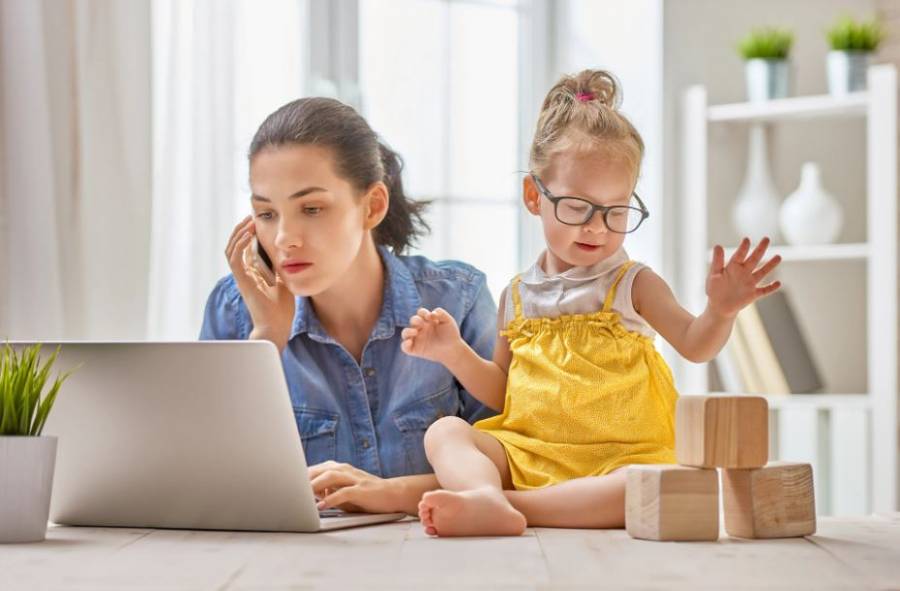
[[0, 343, 76, 543], [825, 15, 885, 95], [738, 27, 794, 102]]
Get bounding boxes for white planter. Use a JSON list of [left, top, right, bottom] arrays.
[[827, 50, 870, 95], [733, 124, 782, 242], [0, 436, 57, 543], [745, 58, 790, 102], [779, 162, 843, 245]]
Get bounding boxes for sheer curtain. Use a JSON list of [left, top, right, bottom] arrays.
[[147, 0, 307, 340], [0, 0, 152, 341]]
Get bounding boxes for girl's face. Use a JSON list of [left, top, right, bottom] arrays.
[[525, 148, 637, 273], [249, 145, 388, 296]]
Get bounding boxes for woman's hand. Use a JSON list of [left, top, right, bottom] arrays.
[[225, 215, 295, 350], [707, 236, 782, 318], [400, 308, 463, 365], [309, 461, 410, 514]]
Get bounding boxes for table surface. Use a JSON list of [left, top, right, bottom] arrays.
[[2, 514, 899, 590]]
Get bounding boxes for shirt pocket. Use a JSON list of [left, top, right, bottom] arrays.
[[392, 383, 458, 475], [293, 407, 339, 467]]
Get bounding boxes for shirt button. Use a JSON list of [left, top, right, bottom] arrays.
[[365, 367, 376, 377], [361, 438, 371, 449]]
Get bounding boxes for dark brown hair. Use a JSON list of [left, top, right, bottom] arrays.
[[249, 97, 428, 253]]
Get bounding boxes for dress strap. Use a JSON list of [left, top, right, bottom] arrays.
[[509, 275, 524, 321], [602, 261, 636, 313]]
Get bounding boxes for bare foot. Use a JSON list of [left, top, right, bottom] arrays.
[[418, 487, 527, 537]]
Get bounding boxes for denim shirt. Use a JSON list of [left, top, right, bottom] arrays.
[[199, 246, 497, 478]]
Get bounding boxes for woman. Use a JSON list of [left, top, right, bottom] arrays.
[[199, 97, 496, 515]]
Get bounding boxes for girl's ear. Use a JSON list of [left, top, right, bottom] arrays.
[[363, 181, 390, 230], [523, 176, 541, 216]]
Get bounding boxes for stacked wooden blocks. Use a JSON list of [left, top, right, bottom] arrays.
[[625, 395, 816, 542]]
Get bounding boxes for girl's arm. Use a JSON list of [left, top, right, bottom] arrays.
[[401, 288, 512, 412], [633, 237, 781, 363]]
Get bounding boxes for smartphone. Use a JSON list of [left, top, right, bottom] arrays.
[[250, 237, 277, 286]]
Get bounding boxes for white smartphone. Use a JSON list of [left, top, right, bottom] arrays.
[[250, 237, 277, 286]]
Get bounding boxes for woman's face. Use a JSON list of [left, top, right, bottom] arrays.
[[525, 148, 636, 272], [249, 144, 386, 296]]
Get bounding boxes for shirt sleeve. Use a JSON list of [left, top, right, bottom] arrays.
[[198, 276, 249, 340], [456, 274, 499, 424]]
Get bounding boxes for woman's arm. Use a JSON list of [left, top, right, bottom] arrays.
[[309, 461, 440, 515], [634, 237, 781, 363]]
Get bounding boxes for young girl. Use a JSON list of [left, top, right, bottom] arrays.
[[400, 70, 782, 537]]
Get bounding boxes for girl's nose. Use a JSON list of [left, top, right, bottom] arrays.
[[584, 211, 608, 234]]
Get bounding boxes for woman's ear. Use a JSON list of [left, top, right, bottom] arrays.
[[523, 176, 541, 216], [363, 181, 390, 230]]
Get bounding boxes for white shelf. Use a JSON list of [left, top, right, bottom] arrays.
[[707, 92, 869, 123], [708, 242, 869, 263]]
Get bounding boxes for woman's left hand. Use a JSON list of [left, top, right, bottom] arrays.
[[707, 236, 782, 318], [309, 461, 404, 514]]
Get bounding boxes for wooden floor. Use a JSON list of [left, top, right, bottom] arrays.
[[1, 514, 898, 590]]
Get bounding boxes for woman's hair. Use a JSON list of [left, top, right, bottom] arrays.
[[248, 97, 428, 253], [529, 70, 644, 182]]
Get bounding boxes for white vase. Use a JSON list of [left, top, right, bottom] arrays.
[[779, 162, 843, 245], [0, 436, 57, 543], [733, 124, 781, 242]]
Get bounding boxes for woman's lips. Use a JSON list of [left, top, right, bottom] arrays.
[[281, 262, 313, 274], [575, 242, 602, 251]]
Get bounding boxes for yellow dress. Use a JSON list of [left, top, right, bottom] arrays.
[[474, 261, 678, 490]]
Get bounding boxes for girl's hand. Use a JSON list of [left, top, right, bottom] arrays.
[[225, 216, 295, 349], [309, 461, 403, 514], [707, 237, 782, 318], [400, 308, 462, 364]]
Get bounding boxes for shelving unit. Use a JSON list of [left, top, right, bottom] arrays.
[[681, 65, 897, 516]]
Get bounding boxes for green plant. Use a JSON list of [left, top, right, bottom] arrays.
[[826, 15, 885, 52], [0, 343, 76, 436], [737, 27, 794, 60]]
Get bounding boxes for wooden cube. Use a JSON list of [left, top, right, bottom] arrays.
[[676, 395, 768, 468], [625, 464, 719, 541], [722, 461, 816, 538]]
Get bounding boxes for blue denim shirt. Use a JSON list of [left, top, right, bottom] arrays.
[[199, 246, 497, 478]]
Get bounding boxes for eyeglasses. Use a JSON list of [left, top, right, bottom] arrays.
[[531, 173, 649, 234]]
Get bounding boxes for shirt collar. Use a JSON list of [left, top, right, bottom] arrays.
[[521, 247, 629, 285], [289, 245, 421, 343]]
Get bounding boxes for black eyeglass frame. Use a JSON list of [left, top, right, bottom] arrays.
[[530, 173, 649, 234]]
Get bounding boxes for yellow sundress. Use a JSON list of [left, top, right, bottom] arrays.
[[474, 261, 678, 490]]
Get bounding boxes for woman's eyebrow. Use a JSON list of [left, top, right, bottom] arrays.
[[251, 187, 329, 202]]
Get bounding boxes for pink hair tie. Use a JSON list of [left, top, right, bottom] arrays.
[[576, 92, 595, 102]]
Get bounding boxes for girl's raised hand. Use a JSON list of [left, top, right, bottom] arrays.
[[400, 308, 462, 364], [707, 237, 782, 318]]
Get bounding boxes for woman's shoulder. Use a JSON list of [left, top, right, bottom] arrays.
[[395, 253, 486, 287]]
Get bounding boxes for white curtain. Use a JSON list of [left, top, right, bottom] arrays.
[[0, 0, 152, 341], [147, 0, 307, 340]]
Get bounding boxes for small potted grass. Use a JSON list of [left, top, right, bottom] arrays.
[[826, 15, 885, 95], [0, 343, 76, 543], [738, 27, 794, 102]]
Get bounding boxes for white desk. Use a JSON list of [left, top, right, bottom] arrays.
[[2, 514, 898, 590]]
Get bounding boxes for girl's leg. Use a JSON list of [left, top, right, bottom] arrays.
[[418, 416, 526, 537], [503, 469, 628, 529]]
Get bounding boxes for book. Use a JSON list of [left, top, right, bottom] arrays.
[[729, 314, 765, 394], [737, 302, 791, 395], [754, 290, 823, 394]]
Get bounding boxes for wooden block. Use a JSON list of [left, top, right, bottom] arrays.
[[676, 395, 768, 468], [625, 464, 719, 541], [722, 461, 816, 538]]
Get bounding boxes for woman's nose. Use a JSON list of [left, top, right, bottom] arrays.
[[273, 222, 303, 250]]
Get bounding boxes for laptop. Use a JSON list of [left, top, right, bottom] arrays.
[[11, 341, 406, 532]]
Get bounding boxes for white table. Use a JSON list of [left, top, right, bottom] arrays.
[[2, 514, 898, 590]]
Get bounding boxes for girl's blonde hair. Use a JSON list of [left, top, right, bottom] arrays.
[[529, 70, 644, 182]]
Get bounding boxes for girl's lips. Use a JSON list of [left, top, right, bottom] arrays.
[[281, 262, 313, 274], [575, 242, 602, 251]]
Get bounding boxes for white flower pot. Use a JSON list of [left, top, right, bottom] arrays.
[[733, 124, 782, 242], [779, 162, 843, 245], [745, 58, 790, 102], [827, 50, 870, 95], [0, 436, 57, 543]]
